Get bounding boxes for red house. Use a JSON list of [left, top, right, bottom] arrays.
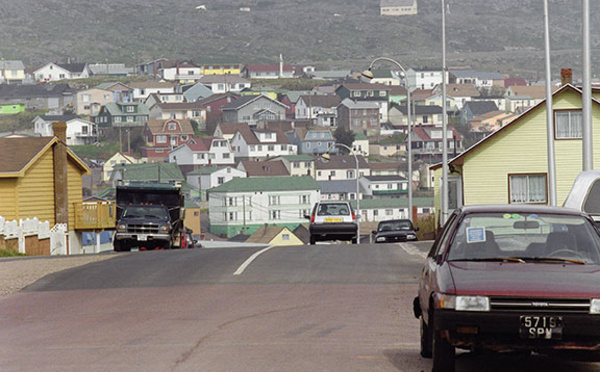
[[197, 92, 240, 131], [142, 118, 194, 162]]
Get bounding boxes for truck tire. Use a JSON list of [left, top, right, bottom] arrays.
[[114, 241, 130, 252]]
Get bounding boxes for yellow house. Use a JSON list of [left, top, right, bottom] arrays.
[[432, 84, 600, 225], [198, 63, 241, 76], [245, 225, 303, 246], [0, 125, 108, 254]]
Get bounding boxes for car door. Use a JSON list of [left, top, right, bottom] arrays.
[[419, 211, 460, 322]]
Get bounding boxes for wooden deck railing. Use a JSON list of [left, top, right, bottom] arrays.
[[74, 201, 116, 230]]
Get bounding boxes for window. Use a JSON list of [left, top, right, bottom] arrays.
[[271, 210, 281, 220], [282, 234, 290, 241], [156, 135, 167, 144], [228, 197, 236, 206], [217, 177, 225, 185], [81, 94, 91, 103], [126, 106, 135, 113], [555, 110, 582, 139], [509, 174, 547, 204], [168, 122, 177, 130], [300, 195, 309, 204], [269, 195, 280, 205]]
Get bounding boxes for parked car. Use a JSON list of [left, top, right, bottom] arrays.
[[306, 201, 358, 244], [414, 204, 600, 372], [372, 219, 418, 243]]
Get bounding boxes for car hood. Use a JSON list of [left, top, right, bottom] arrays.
[[447, 261, 600, 297]]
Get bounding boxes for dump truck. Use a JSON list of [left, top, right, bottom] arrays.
[[113, 181, 185, 251]]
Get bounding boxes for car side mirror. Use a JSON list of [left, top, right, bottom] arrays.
[[372, 230, 377, 234], [304, 214, 311, 220], [415, 226, 420, 231]]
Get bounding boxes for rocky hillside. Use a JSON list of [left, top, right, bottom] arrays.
[[0, 0, 597, 79]]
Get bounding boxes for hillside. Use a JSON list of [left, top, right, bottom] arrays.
[[0, 0, 598, 79]]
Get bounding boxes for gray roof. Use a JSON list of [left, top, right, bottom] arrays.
[[88, 63, 134, 75], [0, 84, 75, 99], [317, 179, 361, 194], [381, 0, 415, 6], [394, 104, 443, 115], [0, 60, 25, 70], [339, 98, 379, 109], [38, 114, 79, 122], [450, 69, 505, 80], [364, 175, 407, 182], [463, 101, 499, 115]]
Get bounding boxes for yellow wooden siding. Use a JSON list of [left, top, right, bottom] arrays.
[[433, 88, 600, 217], [17, 150, 56, 224], [269, 229, 304, 246], [0, 178, 18, 219], [67, 160, 85, 228]]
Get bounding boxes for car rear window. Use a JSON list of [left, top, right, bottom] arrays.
[[317, 203, 351, 216]]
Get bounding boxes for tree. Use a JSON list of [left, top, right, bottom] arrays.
[[333, 126, 355, 154]]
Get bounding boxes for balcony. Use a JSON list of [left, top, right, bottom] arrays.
[[74, 201, 116, 230]]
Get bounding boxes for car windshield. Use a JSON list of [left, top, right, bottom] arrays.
[[379, 221, 412, 231], [447, 212, 600, 264], [123, 206, 169, 220], [317, 203, 351, 216]]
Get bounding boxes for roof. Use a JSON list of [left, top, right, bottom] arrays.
[[380, 0, 415, 6], [314, 154, 369, 170], [463, 101, 499, 115], [221, 94, 288, 110], [217, 122, 250, 135], [0, 60, 24, 70], [245, 225, 293, 244], [431, 84, 587, 170], [339, 83, 392, 91], [186, 166, 227, 176], [506, 85, 548, 99], [208, 175, 320, 193], [103, 102, 150, 116], [112, 162, 184, 182], [37, 114, 79, 122], [0, 137, 89, 177], [153, 101, 206, 110], [240, 160, 290, 177], [449, 69, 505, 81], [444, 84, 481, 98], [199, 75, 250, 84], [394, 104, 443, 115], [298, 94, 340, 108], [55, 63, 88, 73], [317, 179, 360, 194], [145, 118, 194, 135], [128, 81, 175, 89], [0, 84, 75, 99], [364, 175, 407, 182], [339, 98, 380, 109], [244, 64, 294, 72]]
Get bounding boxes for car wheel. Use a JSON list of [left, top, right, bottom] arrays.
[[420, 316, 433, 358], [432, 329, 455, 372], [310, 236, 316, 245], [113, 241, 130, 252], [351, 236, 358, 244]]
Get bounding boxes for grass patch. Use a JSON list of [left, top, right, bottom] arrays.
[[0, 249, 26, 257]]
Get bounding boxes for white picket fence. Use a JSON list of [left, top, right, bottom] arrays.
[[0, 216, 67, 255]]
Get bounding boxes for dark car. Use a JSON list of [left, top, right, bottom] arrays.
[[306, 201, 358, 244], [372, 219, 418, 243], [414, 205, 600, 372]]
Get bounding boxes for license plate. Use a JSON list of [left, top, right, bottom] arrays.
[[519, 315, 563, 340], [137, 235, 148, 241], [325, 218, 342, 222]]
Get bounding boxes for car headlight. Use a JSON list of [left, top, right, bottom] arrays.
[[407, 234, 417, 240], [590, 299, 600, 314], [116, 223, 127, 233], [158, 224, 170, 233], [376, 236, 386, 242], [435, 294, 490, 312]]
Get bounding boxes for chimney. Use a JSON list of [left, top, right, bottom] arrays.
[[561, 68, 572, 85], [52, 121, 69, 227]]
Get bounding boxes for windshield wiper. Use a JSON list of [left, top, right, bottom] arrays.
[[524, 257, 586, 265], [450, 257, 526, 263]]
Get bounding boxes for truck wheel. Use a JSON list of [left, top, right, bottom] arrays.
[[309, 235, 316, 245], [114, 241, 130, 252], [420, 316, 433, 358]]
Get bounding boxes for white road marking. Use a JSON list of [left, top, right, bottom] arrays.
[[401, 243, 427, 259], [233, 245, 276, 275]]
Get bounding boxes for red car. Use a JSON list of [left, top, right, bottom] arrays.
[[414, 205, 600, 372]]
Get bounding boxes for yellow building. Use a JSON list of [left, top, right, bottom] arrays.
[[432, 84, 600, 225], [198, 63, 241, 76]]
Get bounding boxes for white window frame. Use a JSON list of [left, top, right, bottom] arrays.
[[509, 174, 547, 204]]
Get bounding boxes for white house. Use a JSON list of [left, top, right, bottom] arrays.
[[380, 0, 418, 16], [186, 166, 246, 201], [129, 81, 176, 102], [199, 75, 251, 93], [33, 114, 97, 146], [206, 176, 320, 238], [169, 138, 235, 167], [314, 154, 370, 182], [33, 62, 90, 82], [160, 60, 202, 82], [294, 95, 340, 127], [406, 67, 448, 91], [230, 126, 297, 159]]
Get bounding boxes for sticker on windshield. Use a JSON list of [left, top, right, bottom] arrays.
[[466, 227, 486, 243]]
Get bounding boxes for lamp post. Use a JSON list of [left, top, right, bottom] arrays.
[[361, 57, 413, 222], [323, 143, 361, 244], [441, 0, 449, 225]]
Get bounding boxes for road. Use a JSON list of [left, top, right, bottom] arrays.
[[0, 242, 599, 372]]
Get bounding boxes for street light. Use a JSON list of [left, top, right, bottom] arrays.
[[322, 143, 361, 244], [361, 57, 413, 222]]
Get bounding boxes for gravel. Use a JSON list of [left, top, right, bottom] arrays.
[[0, 254, 117, 298]]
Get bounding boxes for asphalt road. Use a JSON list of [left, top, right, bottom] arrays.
[[0, 242, 599, 372]]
